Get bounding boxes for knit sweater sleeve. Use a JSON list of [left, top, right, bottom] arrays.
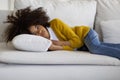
[[50, 18, 82, 50]]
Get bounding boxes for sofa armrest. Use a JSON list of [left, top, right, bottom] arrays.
[[0, 10, 12, 42]]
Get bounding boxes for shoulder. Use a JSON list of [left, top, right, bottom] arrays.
[[50, 18, 63, 24], [49, 18, 65, 29]]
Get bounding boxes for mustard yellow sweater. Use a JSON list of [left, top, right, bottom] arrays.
[[49, 18, 90, 50]]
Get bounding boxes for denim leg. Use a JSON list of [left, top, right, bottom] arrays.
[[92, 44, 120, 59], [101, 42, 120, 50], [84, 29, 120, 59]]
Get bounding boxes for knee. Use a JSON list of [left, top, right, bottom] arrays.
[[88, 46, 100, 54]]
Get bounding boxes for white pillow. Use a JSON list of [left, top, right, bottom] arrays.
[[100, 20, 120, 43], [12, 34, 52, 52], [14, 0, 97, 28]]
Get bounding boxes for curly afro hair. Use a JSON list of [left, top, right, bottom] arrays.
[[5, 7, 50, 42]]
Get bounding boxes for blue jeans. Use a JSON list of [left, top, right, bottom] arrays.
[[84, 29, 120, 59]]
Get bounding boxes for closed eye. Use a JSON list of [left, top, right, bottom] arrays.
[[35, 25, 39, 29]]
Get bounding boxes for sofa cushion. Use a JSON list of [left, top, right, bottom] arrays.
[[95, 0, 120, 40], [14, 0, 97, 28], [100, 20, 120, 43], [0, 42, 120, 65]]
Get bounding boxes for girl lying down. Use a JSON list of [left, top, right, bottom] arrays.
[[5, 7, 120, 59]]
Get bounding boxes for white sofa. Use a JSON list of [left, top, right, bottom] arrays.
[[0, 0, 120, 80]]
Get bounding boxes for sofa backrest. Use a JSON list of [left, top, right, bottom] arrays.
[[14, 0, 97, 28], [0, 0, 97, 42], [95, 0, 120, 40], [0, 0, 120, 42]]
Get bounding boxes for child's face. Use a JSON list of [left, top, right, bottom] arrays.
[[29, 25, 50, 39]]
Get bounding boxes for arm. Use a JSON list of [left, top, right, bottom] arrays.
[[48, 40, 70, 51], [50, 18, 82, 50], [51, 40, 70, 46]]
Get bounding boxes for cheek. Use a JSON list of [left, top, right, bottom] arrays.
[[44, 30, 49, 37], [29, 26, 37, 34], [45, 29, 49, 35]]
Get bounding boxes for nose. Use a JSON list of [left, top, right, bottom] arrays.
[[36, 30, 42, 36], [38, 30, 42, 34]]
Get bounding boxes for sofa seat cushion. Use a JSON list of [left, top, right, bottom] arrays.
[[0, 42, 120, 65]]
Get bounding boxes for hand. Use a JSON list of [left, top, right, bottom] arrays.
[[51, 40, 63, 46], [51, 40, 70, 46], [48, 43, 63, 50]]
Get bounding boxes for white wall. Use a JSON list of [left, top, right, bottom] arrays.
[[0, 0, 14, 10], [0, 0, 9, 10]]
